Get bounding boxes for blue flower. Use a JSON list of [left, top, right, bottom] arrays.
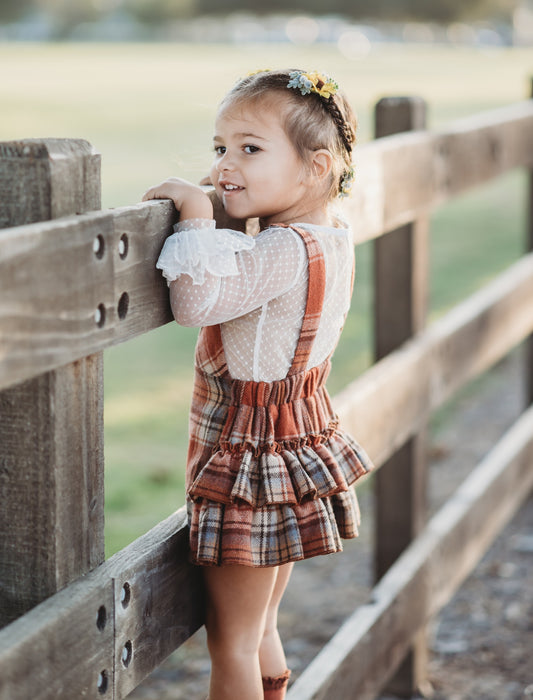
[[287, 70, 339, 99]]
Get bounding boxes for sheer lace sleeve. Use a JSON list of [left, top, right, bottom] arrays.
[[160, 222, 307, 327], [156, 218, 255, 285]]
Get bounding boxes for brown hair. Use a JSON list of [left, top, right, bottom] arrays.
[[218, 69, 357, 201]]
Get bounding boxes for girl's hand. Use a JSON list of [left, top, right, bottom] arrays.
[[142, 177, 213, 221]]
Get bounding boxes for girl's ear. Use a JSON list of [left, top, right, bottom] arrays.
[[310, 149, 333, 182]]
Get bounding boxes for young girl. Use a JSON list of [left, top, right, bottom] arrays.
[[142, 69, 373, 700]]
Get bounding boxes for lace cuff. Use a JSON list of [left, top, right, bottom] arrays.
[[156, 218, 255, 285]]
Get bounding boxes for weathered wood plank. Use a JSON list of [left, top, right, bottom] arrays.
[[0, 103, 532, 389], [373, 96, 430, 695], [526, 81, 533, 406], [288, 406, 533, 700], [0, 507, 204, 700], [0, 201, 176, 391], [0, 570, 114, 700], [0, 139, 105, 627], [108, 510, 204, 699], [0, 139, 101, 227], [345, 99, 533, 243], [335, 252, 533, 468], [0, 355, 104, 623]]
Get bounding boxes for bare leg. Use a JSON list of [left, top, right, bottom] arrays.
[[203, 564, 278, 700], [259, 562, 294, 677]]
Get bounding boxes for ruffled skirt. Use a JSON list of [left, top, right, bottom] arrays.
[[186, 362, 373, 567]]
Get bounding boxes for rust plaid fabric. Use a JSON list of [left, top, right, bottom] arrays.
[[186, 226, 373, 567]]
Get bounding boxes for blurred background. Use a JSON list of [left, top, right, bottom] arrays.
[[0, 0, 531, 556]]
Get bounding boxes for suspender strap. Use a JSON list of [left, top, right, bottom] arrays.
[[203, 224, 327, 378], [286, 225, 326, 376]]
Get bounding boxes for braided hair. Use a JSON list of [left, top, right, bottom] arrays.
[[219, 69, 357, 200]]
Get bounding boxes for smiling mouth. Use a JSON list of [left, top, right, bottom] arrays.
[[222, 183, 244, 192]]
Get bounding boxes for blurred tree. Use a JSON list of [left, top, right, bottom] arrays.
[[125, 0, 196, 23], [34, 0, 103, 36], [198, 0, 336, 13], [0, 0, 36, 22], [387, 0, 517, 21], [0, 0, 519, 25], [197, 0, 518, 21]]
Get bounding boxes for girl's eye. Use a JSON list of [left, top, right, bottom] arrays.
[[214, 146, 226, 155], [244, 145, 260, 154]]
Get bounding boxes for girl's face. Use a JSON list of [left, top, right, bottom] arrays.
[[209, 98, 327, 227]]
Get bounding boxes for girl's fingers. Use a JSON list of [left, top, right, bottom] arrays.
[[142, 187, 170, 202], [141, 188, 157, 201]]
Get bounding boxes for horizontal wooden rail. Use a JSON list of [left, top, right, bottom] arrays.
[[348, 99, 533, 243], [0, 200, 176, 391], [0, 508, 203, 700], [335, 252, 533, 467], [1, 101, 532, 391], [1, 251, 532, 697], [288, 404, 533, 700]]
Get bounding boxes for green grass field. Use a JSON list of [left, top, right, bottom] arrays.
[[0, 42, 531, 554]]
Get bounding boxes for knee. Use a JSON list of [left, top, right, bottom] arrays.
[[207, 632, 261, 664], [206, 614, 263, 661]]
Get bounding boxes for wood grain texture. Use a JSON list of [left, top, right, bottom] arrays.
[[343, 100, 533, 243], [0, 356, 104, 621], [0, 201, 176, 391], [0, 139, 100, 227], [107, 511, 205, 698], [0, 568, 114, 700], [0, 139, 105, 628], [527, 80, 533, 407], [335, 252, 533, 468], [373, 96, 430, 694], [0, 507, 204, 700], [288, 406, 533, 700]]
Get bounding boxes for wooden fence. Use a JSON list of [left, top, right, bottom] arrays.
[[0, 90, 532, 699]]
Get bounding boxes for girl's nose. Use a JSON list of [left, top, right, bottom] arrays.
[[216, 152, 235, 172]]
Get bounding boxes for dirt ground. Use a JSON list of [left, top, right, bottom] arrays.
[[128, 351, 533, 700]]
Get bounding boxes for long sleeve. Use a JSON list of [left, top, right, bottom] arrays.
[[157, 219, 307, 327]]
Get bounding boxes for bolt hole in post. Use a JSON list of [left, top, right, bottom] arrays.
[[97, 670, 108, 695], [117, 292, 129, 320], [95, 304, 106, 328], [489, 137, 501, 162], [118, 233, 129, 259], [121, 582, 131, 608], [122, 640, 133, 668], [93, 234, 105, 259], [96, 605, 107, 631]]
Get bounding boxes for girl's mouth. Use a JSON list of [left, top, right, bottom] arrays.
[[221, 182, 244, 193]]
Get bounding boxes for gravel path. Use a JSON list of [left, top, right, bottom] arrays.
[[128, 352, 532, 700]]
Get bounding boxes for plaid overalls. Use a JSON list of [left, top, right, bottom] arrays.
[[186, 226, 373, 567]]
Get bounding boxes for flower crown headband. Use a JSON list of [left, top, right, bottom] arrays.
[[287, 70, 339, 99], [288, 71, 355, 198], [246, 69, 355, 198]]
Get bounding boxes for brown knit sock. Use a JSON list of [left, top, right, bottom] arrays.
[[262, 669, 291, 699]]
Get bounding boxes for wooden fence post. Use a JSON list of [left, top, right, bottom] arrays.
[[525, 78, 533, 406], [0, 139, 104, 627], [373, 98, 430, 697]]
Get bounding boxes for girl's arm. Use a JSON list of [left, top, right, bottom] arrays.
[[142, 177, 213, 221], [142, 177, 247, 232], [159, 223, 307, 328]]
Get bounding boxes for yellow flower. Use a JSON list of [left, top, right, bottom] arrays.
[[287, 70, 339, 98], [305, 71, 339, 99], [246, 68, 271, 77]]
